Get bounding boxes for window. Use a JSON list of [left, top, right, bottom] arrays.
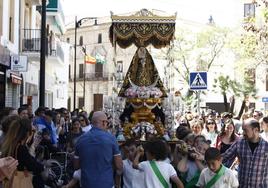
[[244, 3, 255, 17], [79, 36, 83, 46], [95, 63, 103, 77], [78, 97, 84, 109], [266, 69, 268, 91], [79, 64, 84, 78], [93, 94, 103, 111], [9, 0, 15, 42], [0, 0, 3, 36], [117, 61, 123, 73], [98, 33, 102, 43], [69, 65, 71, 79], [66, 38, 70, 43], [67, 97, 71, 111]]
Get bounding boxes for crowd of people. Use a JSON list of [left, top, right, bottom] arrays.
[[0, 105, 267, 188]]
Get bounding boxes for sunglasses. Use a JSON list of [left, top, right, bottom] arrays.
[[79, 119, 85, 122], [207, 122, 214, 124]]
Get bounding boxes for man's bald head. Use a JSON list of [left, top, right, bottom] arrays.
[[91, 111, 108, 130], [244, 118, 260, 131]]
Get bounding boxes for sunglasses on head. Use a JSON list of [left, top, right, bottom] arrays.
[[207, 121, 214, 124]]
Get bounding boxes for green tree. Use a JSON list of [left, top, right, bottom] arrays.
[[171, 26, 229, 109], [235, 75, 257, 119]]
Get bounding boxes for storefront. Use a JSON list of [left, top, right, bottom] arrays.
[[5, 72, 22, 109], [0, 45, 10, 109]]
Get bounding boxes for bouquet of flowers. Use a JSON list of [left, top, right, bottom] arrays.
[[125, 86, 162, 98]]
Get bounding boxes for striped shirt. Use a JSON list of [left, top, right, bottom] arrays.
[[222, 138, 268, 188]]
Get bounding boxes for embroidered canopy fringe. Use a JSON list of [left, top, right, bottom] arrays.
[[109, 22, 175, 49], [109, 9, 176, 49]]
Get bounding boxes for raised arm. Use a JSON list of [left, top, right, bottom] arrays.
[[222, 140, 239, 166], [171, 175, 185, 188], [132, 146, 144, 169]]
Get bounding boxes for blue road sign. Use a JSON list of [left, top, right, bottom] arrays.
[[189, 72, 207, 90], [262, 97, 268, 103]]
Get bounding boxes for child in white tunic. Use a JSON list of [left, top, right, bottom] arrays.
[[133, 139, 184, 188], [118, 139, 145, 188], [196, 147, 238, 188]]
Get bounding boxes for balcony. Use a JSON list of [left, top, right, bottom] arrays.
[[21, 29, 41, 52], [46, 0, 65, 34], [21, 29, 64, 62], [69, 72, 111, 82]]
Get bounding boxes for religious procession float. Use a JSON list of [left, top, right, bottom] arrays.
[[109, 9, 177, 141]]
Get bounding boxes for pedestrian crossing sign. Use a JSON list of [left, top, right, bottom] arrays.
[[189, 72, 207, 90]]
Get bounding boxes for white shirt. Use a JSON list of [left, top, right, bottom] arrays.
[[73, 169, 81, 187], [81, 124, 92, 133], [196, 166, 239, 188], [203, 131, 218, 146], [138, 161, 177, 188], [260, 132, 268, 142], [123, 159, 145, 188]]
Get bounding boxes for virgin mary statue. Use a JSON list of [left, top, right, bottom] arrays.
[[118, 47, 167, 98]]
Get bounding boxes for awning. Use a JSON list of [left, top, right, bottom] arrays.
[[10, 73, 22, 85]]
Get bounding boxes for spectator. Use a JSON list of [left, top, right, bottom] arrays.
[[78, 114, 92, 132], [0, 115, 20, 147], [74, 111, 123, 188], [21, 104, 33, 120], [222, 118, 268, 187], [0, 107, 17, 123], [203, 119, 218, 147], [253, 110, 263, 121], [216, 119, 239, 154], [1, 118, 44, 188], [196, 147, 239, 188], [191, 120, 203, 136], [260, 116, 268, 142], [44, 110, 58, 145], [18, 106, 29, 119], [66, 118, 84, 153]]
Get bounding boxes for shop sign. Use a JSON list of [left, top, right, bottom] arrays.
[[11, 55, 28, 72]]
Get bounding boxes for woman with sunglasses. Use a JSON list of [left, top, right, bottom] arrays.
[[78, 114, 91, 132], [203, 119, 218, 146]]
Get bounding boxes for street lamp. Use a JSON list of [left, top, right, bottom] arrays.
[[73, 16, 97, 111], [39, 0, 47, 107]]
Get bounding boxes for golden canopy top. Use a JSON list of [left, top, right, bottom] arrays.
[[109, 9, 176, 49], [111, 9, 177, 23]]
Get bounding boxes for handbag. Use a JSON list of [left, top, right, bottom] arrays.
[[3, 144, 33, 188], [7, 170, 33, 188]]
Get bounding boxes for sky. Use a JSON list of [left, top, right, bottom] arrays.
[[63, 0, 243, 27]]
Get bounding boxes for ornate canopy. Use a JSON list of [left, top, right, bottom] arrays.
[[109, 9, 176, 49]]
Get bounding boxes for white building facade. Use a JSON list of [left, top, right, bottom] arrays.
[[0, 0, 69, 111]]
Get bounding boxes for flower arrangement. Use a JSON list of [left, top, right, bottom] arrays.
[[125, 86, 162, 98]]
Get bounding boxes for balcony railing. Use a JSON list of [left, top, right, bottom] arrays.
[[69, 72, 112, 82], [21, 29, 41, 52], [21, 29, 65, 62]]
